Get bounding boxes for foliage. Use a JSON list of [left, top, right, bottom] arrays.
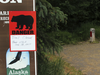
[[36, 0, 67, 54], [48, 22, 100, 44], [75, 22, 93, 41], [37, 52, 65, 75], [48, 31, 78, 44], [36, 0, 68, 75], [36, 0, 100, 74], [38, 53, 83, 75], [46, 0, 100, 44], [47, 0, 100, 32], [75, 22, 100, 41]]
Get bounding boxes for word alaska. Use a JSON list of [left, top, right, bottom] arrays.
[[9, 70, 28, 75], [0, 0, 22, 3]]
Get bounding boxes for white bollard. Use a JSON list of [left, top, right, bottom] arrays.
[[90, 28, 95, 42]]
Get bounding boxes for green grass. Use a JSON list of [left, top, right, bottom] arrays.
[[38, 52, 65, 75], [45, 53, 83, 75]]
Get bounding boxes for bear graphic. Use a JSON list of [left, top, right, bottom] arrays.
[[11, 15, 34, 29]]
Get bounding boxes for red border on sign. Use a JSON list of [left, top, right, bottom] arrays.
[[9, 11, 37, 52]]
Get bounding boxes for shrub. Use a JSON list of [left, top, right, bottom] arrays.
[[48, 30, 79, 44], [37, 52, 65, 75]]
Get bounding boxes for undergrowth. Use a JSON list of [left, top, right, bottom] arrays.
[[49, 22, 100, 45], [44, 52, 83, 75], [37, 52, 65, 75]]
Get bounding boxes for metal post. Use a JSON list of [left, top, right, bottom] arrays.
[[33, 0, 37, 75]]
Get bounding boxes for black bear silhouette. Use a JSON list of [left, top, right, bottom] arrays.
[[9, 52, 22, 65], [11, 15, 34, 29]]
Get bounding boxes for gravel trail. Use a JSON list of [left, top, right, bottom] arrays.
[[60, 42, 100, 75]]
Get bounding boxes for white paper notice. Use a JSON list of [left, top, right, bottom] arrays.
[[11, 35, 35, 51]]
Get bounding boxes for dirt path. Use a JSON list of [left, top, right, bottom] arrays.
[[60, 42, 100, 75]]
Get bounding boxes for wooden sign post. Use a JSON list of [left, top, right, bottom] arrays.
[[0, 0, 37, 75]]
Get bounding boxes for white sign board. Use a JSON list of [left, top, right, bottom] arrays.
[[11, 35, 35, 51]]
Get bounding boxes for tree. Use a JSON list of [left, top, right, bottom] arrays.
[[36, 0, 68, 74], [48, 0, 100, 32], [36, 0, 67, 54]]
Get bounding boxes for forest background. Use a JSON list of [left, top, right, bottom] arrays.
[[36, 0, 100, 75]]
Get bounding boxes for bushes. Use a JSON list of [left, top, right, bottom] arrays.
[[49, 22, 100, 44], [37, 52, 65, 75], [48, 31, 78, 44], [95, 26, 100, 40], [75, 22, 94, 41], [38, 52, 83, 75], [78, 22, 100, 41]]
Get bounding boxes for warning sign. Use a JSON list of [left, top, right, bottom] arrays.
[[9, 11, 36, 52]]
